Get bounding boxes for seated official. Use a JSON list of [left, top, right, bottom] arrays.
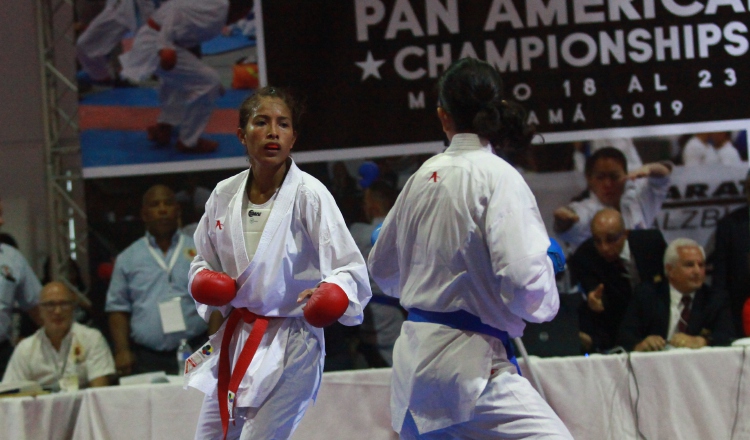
[[2, 282, 114, 389], [570, 208, 666, 352], [618, 239, 735, 351]]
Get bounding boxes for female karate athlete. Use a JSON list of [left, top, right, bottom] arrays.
[[184, 87, 371, 439], [368, 58, 573, 439]]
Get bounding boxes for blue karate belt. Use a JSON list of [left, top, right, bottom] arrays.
[[406, 308, 521, 375]]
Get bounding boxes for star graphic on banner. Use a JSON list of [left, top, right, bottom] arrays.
[[355, 51, 385, 81]]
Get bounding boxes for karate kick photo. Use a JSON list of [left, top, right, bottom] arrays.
[[182, 86, 372, 440]]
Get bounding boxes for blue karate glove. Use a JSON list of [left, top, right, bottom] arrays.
[[371, 222, 383, 245], [547, 238, 566, 274]]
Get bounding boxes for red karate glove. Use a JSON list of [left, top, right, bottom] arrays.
[[159, 48, 177, 71], [191, 269, 236, 307], [303, 283, 349, 328], [743, 297, 750, 337]]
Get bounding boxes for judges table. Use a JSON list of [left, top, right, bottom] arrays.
[[2, 346, 748, 440]]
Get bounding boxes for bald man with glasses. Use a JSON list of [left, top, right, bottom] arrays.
[[569, 208, 667, 353], [2, 282, 114, 389]]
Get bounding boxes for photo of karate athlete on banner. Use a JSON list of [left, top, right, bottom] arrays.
[[182, 87, 371, 440]]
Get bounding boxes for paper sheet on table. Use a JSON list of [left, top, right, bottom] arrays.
[[159, 298, 187, 333]]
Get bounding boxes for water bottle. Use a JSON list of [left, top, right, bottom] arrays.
[[176, 339, 192, 375]]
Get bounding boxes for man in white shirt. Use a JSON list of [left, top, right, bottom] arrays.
[[618, 238, 735, 351], [682, 133, 717, 166], [2, 281, 114, 389], [553, 147, 672, 252], [710, 132, 743, 165]]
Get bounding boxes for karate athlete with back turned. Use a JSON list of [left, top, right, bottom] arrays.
[[369, 58, 573, 439], [184, 87, 371, 440]]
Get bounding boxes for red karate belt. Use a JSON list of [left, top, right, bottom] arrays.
[[217, 308, 270, 440], [147, 18, 161, 31]]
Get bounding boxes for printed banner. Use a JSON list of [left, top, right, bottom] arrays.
[[656, 163, 747, 249], [76, 0, 750, 177], [261, 0, 750, 148]]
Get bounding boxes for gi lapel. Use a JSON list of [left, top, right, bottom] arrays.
[[235, 161, 300, 291], [231, 171, 252, 275]]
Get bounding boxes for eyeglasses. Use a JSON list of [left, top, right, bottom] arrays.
[[39, 300, 76, 311]]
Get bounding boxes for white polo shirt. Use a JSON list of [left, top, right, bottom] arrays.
[[2, 322, 115, 388]]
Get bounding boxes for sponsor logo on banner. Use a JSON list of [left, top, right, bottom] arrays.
[[653, 165, 747, 249]]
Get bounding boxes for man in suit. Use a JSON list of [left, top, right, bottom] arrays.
[[618, 238, 735, 351], [570, 208, 666, 352], [711, 169, 750, 337]]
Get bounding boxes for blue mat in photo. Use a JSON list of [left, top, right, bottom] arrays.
[[81, 130, 245, 168], [81, 88, 251, 109], [202, 33, 256, 55]]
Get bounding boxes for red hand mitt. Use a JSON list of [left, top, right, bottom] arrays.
[[303, 283, 349, 328], [191, 270, 236, 306], [159, 48, 177, 71]]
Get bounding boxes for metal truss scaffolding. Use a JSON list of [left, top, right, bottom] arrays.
[[35, 0, 91, 306]]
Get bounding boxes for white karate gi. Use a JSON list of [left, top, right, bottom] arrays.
[[76, 0, 158, 81], [119, 0, 227, 147], [185, 162, 371, 439], [369, 134, 572, 438]]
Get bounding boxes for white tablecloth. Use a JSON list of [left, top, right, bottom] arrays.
[[520, 346, 750, 440], [70, 369, 396, 440], [0, 391, 81, 440], [3, 346, 748, 439]]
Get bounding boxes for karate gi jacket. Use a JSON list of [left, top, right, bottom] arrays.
[[185, 161, 371, 407], [369, 134, 559, 433]]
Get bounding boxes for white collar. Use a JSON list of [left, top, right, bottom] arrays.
[[619, 239, 631, 262], [669, 284, 695, 307], [145, 230, 182, 250], [445, 133, 494, 153]]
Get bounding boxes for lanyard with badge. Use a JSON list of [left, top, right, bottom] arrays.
[[145, 234, 188, 334], [47, 333, 81, 392]]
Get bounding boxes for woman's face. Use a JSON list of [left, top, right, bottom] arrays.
[[587, 158, 626, 207], [237, 97, 296, 169]]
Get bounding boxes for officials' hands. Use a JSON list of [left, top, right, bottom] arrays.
[[669, 333, 708, 349], [634, 335, 666, 352], [627, 162, 672, 180], [114, 349, 135, 376], [553, 207, 579, 232], [579, 332, 593, 352], [297, 288, 316, 304], [587, 284, 605, 313], [159, 48, 177, 71]]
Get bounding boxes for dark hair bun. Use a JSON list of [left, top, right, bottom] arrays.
[[438, 58, 536, 153]]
